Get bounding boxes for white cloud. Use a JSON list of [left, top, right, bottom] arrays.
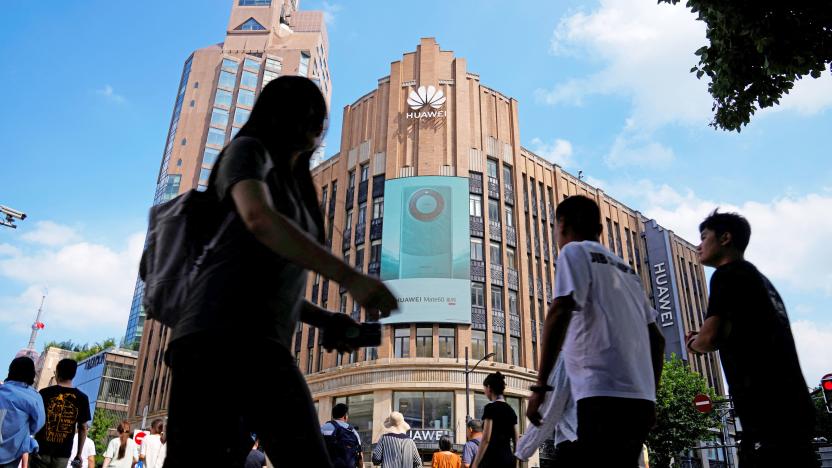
[[540, 0, 832, 131], [95, 85, 126, 104], [529, 138, 575, 167], [321, 1, 342, 26], [604, 181, 832, 295], [605, 134, 675, 168], [792, 320, 832, 387], [0, 225, 144, 334], [20, 221, 80, 246]]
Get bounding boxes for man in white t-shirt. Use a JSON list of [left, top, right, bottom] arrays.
[[139, 419, 166, 468], [526, 195, 665, 467], [65, 431, 95, 468]]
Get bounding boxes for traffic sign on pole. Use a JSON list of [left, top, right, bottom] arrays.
[[694, 393, 712, 413], [134, 430, 148, 446]]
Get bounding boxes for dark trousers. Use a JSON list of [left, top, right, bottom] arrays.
[[0, 458, 22, 468], [163, 333, 333, 468], [30, 454, 69, 468], [738, 431, 819, 468], [575, 397, 654, 468], [552, 440, 579, 468]]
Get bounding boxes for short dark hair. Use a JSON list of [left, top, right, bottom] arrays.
[[7, 356, 36, 386], [483, 371, 506, 396], [55, 358, 78, 381], [555, 195, 602, 238], [439, 435, 453, 452], [332, 403, 349, 419], [699, 209, 751, 253], [467, 419, 483, 432], [151, 419, 164, 433]]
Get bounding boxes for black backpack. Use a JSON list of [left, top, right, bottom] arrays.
[[139, 152, 233, 328], [324, 421, 361, 468]]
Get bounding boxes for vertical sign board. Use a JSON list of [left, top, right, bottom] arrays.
[[380, 176, 471, 324], [643, 220, 688, 360]]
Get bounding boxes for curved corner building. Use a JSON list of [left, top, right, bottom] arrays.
[[304, 38, 725, 463]]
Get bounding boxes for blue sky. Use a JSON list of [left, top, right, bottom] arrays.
[[1, 0, 830, 385]]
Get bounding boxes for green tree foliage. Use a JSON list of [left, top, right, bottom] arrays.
[[43, 338, 117, 361], [89, 409, 118, 466], [648, 355, 721, 468], [659, 1, 832, 132]]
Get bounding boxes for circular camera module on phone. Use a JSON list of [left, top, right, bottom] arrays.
[[408, 189, 445, 221]]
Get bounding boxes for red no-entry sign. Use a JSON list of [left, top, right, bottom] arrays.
[[694, 394, 712, 413], [134, 430, 148, 446]]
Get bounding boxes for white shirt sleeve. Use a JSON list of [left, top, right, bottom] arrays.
[[84, 439, 96, 457], [103, 439, 118, 459], [554, 243, 591, 309]]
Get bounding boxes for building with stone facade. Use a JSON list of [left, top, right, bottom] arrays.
[[126, 0, 331, 426], [300, 38, 724, 464]]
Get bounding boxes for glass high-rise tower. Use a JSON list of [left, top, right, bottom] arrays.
[[125, 0, 330, 423]]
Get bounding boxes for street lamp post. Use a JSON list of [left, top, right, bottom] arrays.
[[465, 347, 496, 422]]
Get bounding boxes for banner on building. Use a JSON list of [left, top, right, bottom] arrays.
[[380, 176, 471, 324], [643, 220, 688, 360]]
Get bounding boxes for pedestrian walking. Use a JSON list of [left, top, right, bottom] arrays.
[[102, 421, 137, 468], [686, 210, 818, 468], [65, 431, 95, 468], [461, 420, 482, 468], [431, 436, 460, 468], [32, 359, 91, 468], [0, 357, 45, 468], [322, 403, 363, 468], [162, 75, 398, 468], [525, 195, 665, 468], [372, 412, 421, 468], [243, 439, 266, 468], [470, 372, 517, 468], [139, 419, 165, 468]]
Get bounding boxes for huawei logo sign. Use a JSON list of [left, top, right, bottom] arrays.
[[407, 86, 446, 111]]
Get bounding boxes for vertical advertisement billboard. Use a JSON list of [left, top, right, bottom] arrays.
[[380, 176, 471, 324]]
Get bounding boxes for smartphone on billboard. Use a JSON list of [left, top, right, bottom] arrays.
[[399, 185, 453, 278]]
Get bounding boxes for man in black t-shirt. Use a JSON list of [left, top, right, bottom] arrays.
[[32, 359, 91, 468], [686, 210, 818, 468]]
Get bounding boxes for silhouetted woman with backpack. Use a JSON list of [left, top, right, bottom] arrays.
[[163, 76, 398, 467]]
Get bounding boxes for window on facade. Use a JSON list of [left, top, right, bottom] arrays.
[[299, 51, 311, 77], [490, 242, 502, 266], [207, 127, 225, 147], [606, 218, 615, 252], [306, 345, 314, 374], [339, 293, 347, 314], [372, 198, 384, 219], [265, 58, 281, 72], [357, 203, 367, 226], [487, 159, 499, 179], [471, 283, 485, 307], [230, 126, 241, 139], [235, 18, 266, 30], [469, 194, 483, 217], [238, 0, 271, 5], [214, 89, 232, 108], [493, 333, 505, 363], [263, 70, 279, 86], [438, 327, 455, 358], [471, 330, 486, 360], [488, 199, 500, 222], [345, 209, 353, 231], [503, 165, 513, 187], [233, 107, 251, 126], [241, 71, 258, 89], [508, 290, 518, 315], [394, 392, 453, 430], [506, 247, 517, 270], [199, 167, 211, 183], [394, 327, 410, 358], [355, 246, 364, 271], [416, 327, 433, 358], [218, 70, 236, 90], [360, 164, 369, 181], [348, 170, 356, 188], [320, 187, 328, 208], [202, 148, 220, 167], [510, 337, 520, 365], [491, 286, 504, 311], [370, 240, 382, 264], [221, 58, 239, 72], [470, 238, 484, 261], [237, 88, 255, 107], [505, 205, 514, 227], [614, 221, 623, 258], [243, 57, 261, 71], [334, 394, 374, 439], [210, 108, 229, 128]]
